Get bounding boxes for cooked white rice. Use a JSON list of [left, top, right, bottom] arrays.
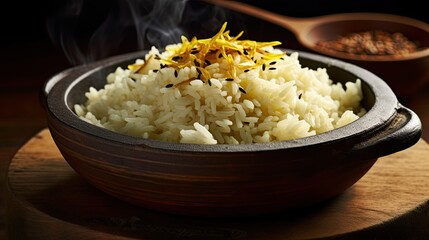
[[74, 23, 366, 144]]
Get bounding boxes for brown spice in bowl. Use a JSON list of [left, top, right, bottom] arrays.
[[316, 30, 420, 56]]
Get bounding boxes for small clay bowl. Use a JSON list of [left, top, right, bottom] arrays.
[[208, 0, 429, 98], [42, 49, 422, 217], [308, 13, 429, 99]]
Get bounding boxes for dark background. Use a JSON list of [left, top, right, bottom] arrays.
[[1, 0, 427, 92]]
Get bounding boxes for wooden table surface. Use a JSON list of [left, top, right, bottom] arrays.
[[1, 2, 429, 239], [4, 128, 429, 239]]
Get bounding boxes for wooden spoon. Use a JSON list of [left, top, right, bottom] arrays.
[[205, 0, 429, 61]]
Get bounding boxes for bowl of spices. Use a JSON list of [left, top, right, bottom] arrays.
[[208, 0, 429, 98], [311, 14, 429, 98]]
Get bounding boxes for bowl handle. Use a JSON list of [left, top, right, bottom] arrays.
[[348, 104, 422, 160], [39, 67, 76, 110]]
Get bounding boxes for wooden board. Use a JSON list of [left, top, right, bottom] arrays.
[[5, 128, 429, 239]]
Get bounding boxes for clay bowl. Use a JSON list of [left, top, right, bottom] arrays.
[[42, 49, 422, 218], [208, 0, 429, 99]]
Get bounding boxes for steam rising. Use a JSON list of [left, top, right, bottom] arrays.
[[47, 0, 228, 65], [129, 0, 186, 49]]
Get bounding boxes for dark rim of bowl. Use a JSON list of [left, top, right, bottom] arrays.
[[47, 49, 398, 152]]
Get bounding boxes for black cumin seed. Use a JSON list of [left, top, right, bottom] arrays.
[[280, 57, 285, 60], [298, 93, 302, 99], [218, 53, 222, 58], [243, 49, 248, 55], [174, 70, 178, 78], [269, 67, 276, 70], [205, 59, 211, 66], [244, 69, 250, 73], [270, 61, 276, 65], [160, 64, 166, 69], [208, 79, 212, 86], [200, 79, 205, 83], [197, 73, 201, 79], [153, 69, 158, 73], [154, 55, 161, 60], [191, 50, 199, 54], [196, 68, 202, 74], [225, 78, 234, 81], [239, 87, 247, 94], [194, 60, 200, 67], [165, 83, 173, 88], [172, 56, 181, 61], [262, 64, 266, 71]]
